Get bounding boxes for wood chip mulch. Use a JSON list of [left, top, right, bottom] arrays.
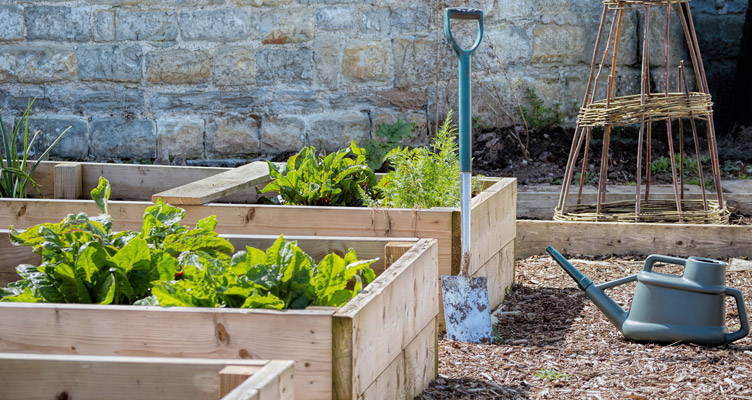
[[418, 256, 752, 399]]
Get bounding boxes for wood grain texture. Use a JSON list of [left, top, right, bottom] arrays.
[[516, 220, 752, 259], [360, 318, 437, 400], [220, 366, 263, 398], [472, 241, 515, 310], [469, 178, 517, 275], [222, 360, 295, 400], [152, 162, 270, 205], [0, 305, 334, 400], [334, 238, 439, 399], [0, 353, 273, 400], [53, 163, 82, 199]]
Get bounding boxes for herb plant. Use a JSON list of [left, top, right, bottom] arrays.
[[1, 178, 378, 309], [363, 120, 415, 170], [0, 99, 71, 198], [371, 112, 481, 209], [261, 141, 380, 207]]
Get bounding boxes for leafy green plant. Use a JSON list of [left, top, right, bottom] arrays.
[[261, 142, 379, 207], [0, 99, 70, 198], [146, 237, 377, 309], [1, 178, 378, 309], [534, 369, 572, 381], [363, 120, 415, 170], [521, 88, 561, 130], [370, 111, 482, 209], [651, 154, 710, 176]]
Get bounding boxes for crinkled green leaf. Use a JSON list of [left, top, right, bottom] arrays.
[[110, 237, 151, 273], [90, 177, 111, 215], [241, 293, 284, 310]]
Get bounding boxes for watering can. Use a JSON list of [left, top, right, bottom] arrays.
[[546, 246, 749, 346]]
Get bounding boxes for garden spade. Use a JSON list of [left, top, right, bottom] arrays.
[[440, 7, 492, 343]]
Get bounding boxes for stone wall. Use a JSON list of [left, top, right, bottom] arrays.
[[0, 0, 746, 162]]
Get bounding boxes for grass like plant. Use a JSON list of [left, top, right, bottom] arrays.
[[0, 99, 70, 198]]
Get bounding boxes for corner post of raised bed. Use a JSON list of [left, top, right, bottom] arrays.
[[384, 241, 414, 268], [219, 361, 295, 400], [53, 162, 82, 199]]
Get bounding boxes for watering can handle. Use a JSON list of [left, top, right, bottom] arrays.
[[643, 254, 686, 273], [724, 288, 750, 344], [444, 8, 484, 55]]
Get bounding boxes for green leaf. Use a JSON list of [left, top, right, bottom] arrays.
[[312, 253, 347, 303], [241, 293, 285, 310], [90, 177, 111, 215], [110, 237, 151, 273], [196, 215, 217, 231], [0, 288, 43, 303]]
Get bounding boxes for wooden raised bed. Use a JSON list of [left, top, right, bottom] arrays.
[[0, 235, 439, 400], [0, 160, 516, 312], [0, 354, 294, 400]]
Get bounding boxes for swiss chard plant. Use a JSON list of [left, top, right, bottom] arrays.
[[260, 141, 380, 207], [363, 120, 416, 171], [0, 178, 378, 309]]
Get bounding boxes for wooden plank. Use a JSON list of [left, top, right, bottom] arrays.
[[220, 365, 264, 398], [0, 353, 270, 400], [333, 238, 439, 399], [152, 162, 270, 205], [516, 219, 752, 259], [469, 178, 516, 274], [383, 241, 415, 269], [472, 240, 515, 310], [223, 360, 295, 400], [360, 318, 437, 400], [0, 304, 334, 400], [53, 163, 82, 199]]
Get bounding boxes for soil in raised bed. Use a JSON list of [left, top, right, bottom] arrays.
[[418, 255, 752, 399]]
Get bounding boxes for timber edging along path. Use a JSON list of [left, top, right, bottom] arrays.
[[516, 219, 752, 259]]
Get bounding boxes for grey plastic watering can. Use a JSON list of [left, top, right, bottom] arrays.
[[547, 246, 750, 346]]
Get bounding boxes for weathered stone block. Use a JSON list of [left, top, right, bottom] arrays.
[[151, 90, 219, 112], [342, 41, 391, 82], [258, 9, 314, 44], [157, 117, 204, 159], [393, 37, 437, 88], [389, 6, 430, 33], [208, 115, 260, 155], [315, 7, 356, 30], [0, 46, 77, 83], [25, 6, 90, 42], [308, 110, 370, 152], [233, 0, 293, 5], [218, 88, 271, 109], [256, 48, 313, 84], [260, 115, 305, 152], [361, 8, 390, 34], [94, 11, 115, 41], [640, 7, 688, 67], [179, 9, 250, 41], [146, 49, 210, 84], [483, 26, 531, 66], [71, 87, 145, 113], [77, 44, 142, 82], [532, 24, 586, 64], [372, 108, 428, 146], [116, 10, 178, 41], [27, 115, 89, 159], [90, 118, 156, 159], [267, 88, 326, 114], [213, 47, 255, 86], [0, 5, 23, 41], [314, 37, 341, 89], [694, 13, 745, 61], [4, 87, 56, 113]]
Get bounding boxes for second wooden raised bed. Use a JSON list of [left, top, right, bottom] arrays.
[[0, 234, 439, 400]]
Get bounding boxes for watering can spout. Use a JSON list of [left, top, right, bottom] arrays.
[[546, 246, 628, 330]]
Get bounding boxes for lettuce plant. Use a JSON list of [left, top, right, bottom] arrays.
[[0, 178, 378, 309], [261, 141, 380, 207]]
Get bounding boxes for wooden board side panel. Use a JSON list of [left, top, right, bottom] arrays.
[[334, 239, 439, 397], [470, 178, 516, 274], [0, 305, 333, 400], [359, 318, 437, 400], [152, 162, 270, 205], [472, 240, 515, 310], [0, 354, 271, 400], [516, 220, 752, 259], [223, 360, 295, 400]]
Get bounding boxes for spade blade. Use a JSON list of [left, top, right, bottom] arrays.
[[441, 275, 493, 343]]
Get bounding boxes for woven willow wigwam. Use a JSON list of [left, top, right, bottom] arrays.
[[554, 0, 729, 224]]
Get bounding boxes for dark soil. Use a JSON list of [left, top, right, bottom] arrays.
[[474, 125, 752, 186], [418, 256, 752, 399]]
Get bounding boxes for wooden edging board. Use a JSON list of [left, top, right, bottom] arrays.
[[0, 237, 439, 400], [516, 219, 752, 259], [0, 354, 294, 400]]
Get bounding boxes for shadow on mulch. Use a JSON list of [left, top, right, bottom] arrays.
[[416, 377, 530, 400], [494, 284, 585, 346]]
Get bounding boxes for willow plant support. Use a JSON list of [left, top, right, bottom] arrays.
[[555, 0, 729, 224]]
